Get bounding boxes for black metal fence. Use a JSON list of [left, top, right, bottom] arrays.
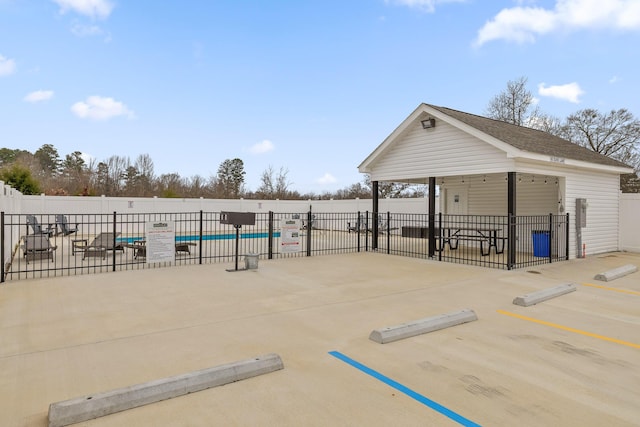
[[362, 212, 568, 270], [1, 210, 569, 282]]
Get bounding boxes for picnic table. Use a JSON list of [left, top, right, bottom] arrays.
[[440, 227, 505, 256]]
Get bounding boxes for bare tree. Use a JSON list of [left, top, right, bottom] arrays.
[[257, 165, 293, 199], [555, 108, 640, 192], [134, 154, 155, 196], [485, 76, 540, 126], [557, 109, 640, 161], [363, 175, 411, 198], [157, 172, 185, 198]]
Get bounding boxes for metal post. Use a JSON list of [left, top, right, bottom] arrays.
[[268, 211, 274, 259], [199, 210, 203, 265], [438, 212, 442, 262], [356, 210, 361, 252], [386, 211, 391, 254], [548, 213, 553, 263], [306, 210, 312, 257], [428, 177, 436, 258], [565, 213, 570, 260], [112, 211, 117, 272], [365, 210, 369, 251], [235, 225, 240, 270], [1, 212, 4, 283], [372, 181, 379, 250], [507, 172, 516, 270]]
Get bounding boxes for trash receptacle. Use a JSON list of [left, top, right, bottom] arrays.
[[245, 253, 259, 269], [532, 230, 550, 257]]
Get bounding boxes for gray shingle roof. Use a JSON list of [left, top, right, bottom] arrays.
[[428, 104, 631, 169]]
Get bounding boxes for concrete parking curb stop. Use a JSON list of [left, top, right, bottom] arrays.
[[48, 353, 284, 427], [594, 264, 638, 282], [369, 308, 478, 344], [512, 283, 577, 307]]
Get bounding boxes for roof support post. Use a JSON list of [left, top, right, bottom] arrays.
[[428, 177, 436, 258], [507, 172, 516, 269], [372, 180, 379, 250]]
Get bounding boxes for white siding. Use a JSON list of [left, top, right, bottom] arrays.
[[441, 174, 558, 215], [564, 170, 621, 257], [369, 121, 514, 182], [620, 194, 640, 253]]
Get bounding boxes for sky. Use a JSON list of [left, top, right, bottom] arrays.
[[1, 0, 639, 194]]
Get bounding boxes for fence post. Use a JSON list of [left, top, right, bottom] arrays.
[[199, 210, 203, 265], [565, 213, 570, 261], [548, 213, 553, 263], [268, 211, 274, 260], [112, 211, 117, 272], [356, 211, 361, 252], [508, 213, 516, 270], [306, 210, 312, 257], [1, 212, 4, 283], [365, 211, 369, 252], [386, 211, 391, 254], [438, 212, 442, 262]]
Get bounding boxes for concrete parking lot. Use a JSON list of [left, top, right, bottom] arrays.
[[1, 251, 638, 426]]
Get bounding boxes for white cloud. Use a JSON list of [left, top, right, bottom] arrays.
[[249, 139, 275, 155], [386, 0, 465, 13], [24, 90, 54, 103], [71, 96, 135, 120], [0, 54, 16, 76], [609, 75, 620, 84], [53, 0, 114, 19], [538, 82, 584, 103], [475, 0, 640, 46], [71, 23, 101, 36], [70, 23, 112, 42], [316, 173, 337, 185]]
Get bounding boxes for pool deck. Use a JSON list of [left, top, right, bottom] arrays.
[[1, 251, 639, 426]]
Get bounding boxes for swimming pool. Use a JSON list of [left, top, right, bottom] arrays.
[[117, 232, 281, 244]]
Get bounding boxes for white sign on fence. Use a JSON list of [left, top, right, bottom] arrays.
[[145, 221, 175, 263], [281, 219, 301, 253]]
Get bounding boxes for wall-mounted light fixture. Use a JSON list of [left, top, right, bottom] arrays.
[[421, 118, 436, 129]]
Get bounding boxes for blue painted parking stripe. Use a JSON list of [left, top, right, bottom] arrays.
[[329, 351, 481, 427]]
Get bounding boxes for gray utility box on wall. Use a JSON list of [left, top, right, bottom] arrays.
[[220, 212, 256, 226], [575, 198, 587, 228]]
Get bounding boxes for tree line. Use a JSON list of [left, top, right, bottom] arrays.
[[0, 146, 426, 199], [2, 76, 639, 197]]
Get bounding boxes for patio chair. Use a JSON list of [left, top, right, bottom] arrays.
[[347, 214, 366, 233], [81, 232, 124, 259], [302, 214, 316, 230], [21, 234, 57, 263], [55, 215, 79, 236], [26, 215, 55, 237], [377, 214, 398, 234], [124, 240, 146, 260]]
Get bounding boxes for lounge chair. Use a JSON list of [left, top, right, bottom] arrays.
[[26, 214, 55, 237], [55, 215, 79, 236], [376, 214, 398, 234], [123, 240, 196, 261], [80, 232, 124, 259], [347, 214, 366, 233], [124, 240, 146, 260], [22, 234, 57, 263], [302, 214, 316, 230]]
